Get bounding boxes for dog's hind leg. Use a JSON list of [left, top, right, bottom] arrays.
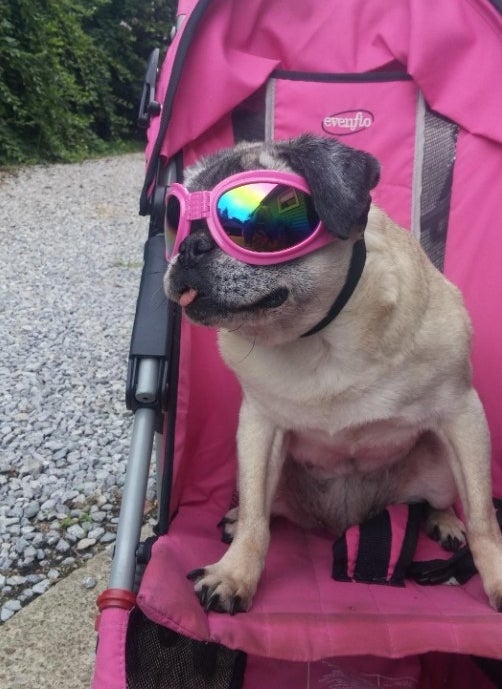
[[218, 506, 240, 544], [424, 505, 466, 551]]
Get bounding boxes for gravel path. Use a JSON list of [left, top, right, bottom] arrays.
[[0, 153, 153, 622]]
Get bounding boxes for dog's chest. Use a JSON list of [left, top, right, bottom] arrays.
[[287, 423, 420, 476], [228, 341, 405, 425], [222, 332, 433, 474]]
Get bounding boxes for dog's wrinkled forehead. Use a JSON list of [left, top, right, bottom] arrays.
[[183, 135, 380, 239], [183, 141, 290, 191]]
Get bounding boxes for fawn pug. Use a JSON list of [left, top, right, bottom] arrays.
[[165, 134, 502, 613]]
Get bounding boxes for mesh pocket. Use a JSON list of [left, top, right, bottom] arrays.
[[419, 109, 458, 270], [126, 609, 246, 689]]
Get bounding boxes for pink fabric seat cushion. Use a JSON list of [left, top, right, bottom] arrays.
[[137, 502, 502, 662]]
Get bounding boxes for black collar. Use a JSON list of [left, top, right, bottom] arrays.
[[301, 238, 366, 338]]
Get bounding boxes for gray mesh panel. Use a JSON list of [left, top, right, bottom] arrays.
[[419, 109, 458, 271], [125, 609, 246, 689]]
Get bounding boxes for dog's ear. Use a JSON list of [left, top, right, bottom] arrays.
[[276, 134, 380, 239]]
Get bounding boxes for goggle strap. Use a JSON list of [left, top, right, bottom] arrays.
[[301, 238, 366, 337], [185, 190, 211, 221]]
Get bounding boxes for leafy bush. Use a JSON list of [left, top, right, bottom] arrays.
[[0, 0, 174, 164]]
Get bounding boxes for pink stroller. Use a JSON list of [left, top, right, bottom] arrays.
[[92, 1, 502, 687]]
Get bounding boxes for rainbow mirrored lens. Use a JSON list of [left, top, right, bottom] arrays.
[[216, 182, 319, 253]]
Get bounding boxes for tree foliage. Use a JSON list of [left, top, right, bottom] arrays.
[[0, 0, 174, 164]]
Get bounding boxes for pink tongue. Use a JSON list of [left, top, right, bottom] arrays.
[[179, 288, 199, 308]]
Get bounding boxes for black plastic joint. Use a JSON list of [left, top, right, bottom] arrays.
[[126, 356, 169, 415], [136, 536, 158, 566], [125, 234, 171, 414]]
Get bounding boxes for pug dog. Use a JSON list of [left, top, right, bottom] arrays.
[[165, 134, 502, 614]]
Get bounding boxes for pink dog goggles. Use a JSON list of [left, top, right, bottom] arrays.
[[165, 170, 336, 265]]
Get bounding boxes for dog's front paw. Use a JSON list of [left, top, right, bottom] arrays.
[[425, 506, 466, 552], [187, 561, 257, 614]]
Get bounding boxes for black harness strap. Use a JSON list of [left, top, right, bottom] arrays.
[[332, 504, 424, 587], [333, 500, 502, 588]]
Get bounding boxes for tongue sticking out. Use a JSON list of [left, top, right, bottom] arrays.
[[179, 288, 199, 308]]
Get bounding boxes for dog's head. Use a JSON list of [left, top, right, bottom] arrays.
[[165, 134, 380, 344]]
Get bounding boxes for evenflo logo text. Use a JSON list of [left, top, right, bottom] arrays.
[[322, 110, 374, 136]]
